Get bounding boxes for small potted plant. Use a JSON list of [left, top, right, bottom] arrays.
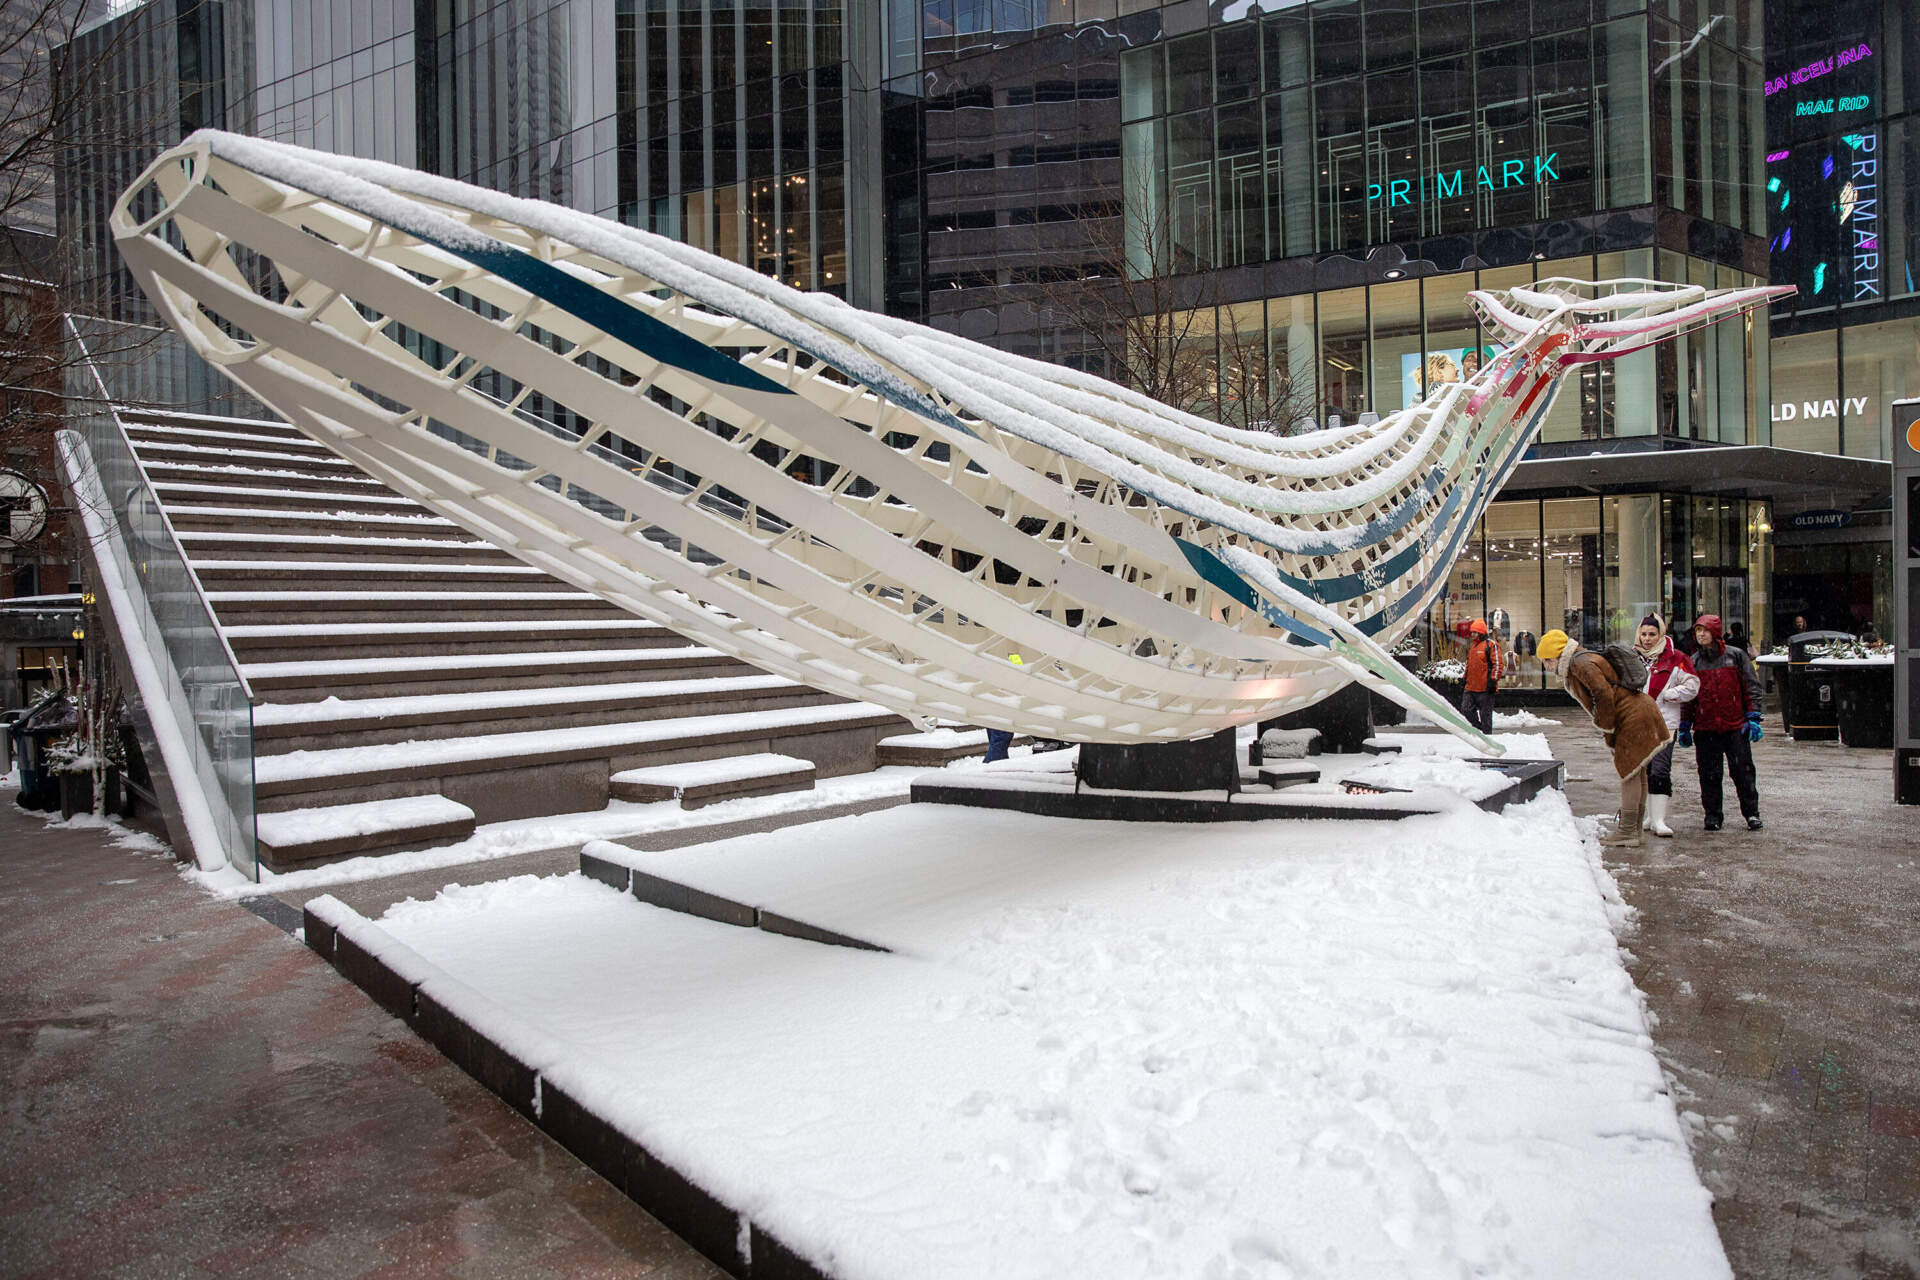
[[1416, 657, 1467, 710]]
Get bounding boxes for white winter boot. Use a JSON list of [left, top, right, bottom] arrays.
[[1644, 794, 1674, 838]]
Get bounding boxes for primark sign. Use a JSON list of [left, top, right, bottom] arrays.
[[1367, 154, 1559, 207]]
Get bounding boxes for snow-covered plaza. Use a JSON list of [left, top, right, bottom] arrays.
[[302, 730, 1730, 1280]]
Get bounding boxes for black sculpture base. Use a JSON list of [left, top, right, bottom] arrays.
[[1261, 680, 1374, 756], [1077, 728, 1238, 793]]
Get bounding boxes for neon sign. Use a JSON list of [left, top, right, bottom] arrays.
[[1765, 42, 1873, 96], [1845, 132, 1879, 300], [1367, 154, 1558, 207], [1795, 95, 1871, 116]]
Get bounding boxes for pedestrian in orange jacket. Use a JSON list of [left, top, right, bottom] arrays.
[[1460, 619, 1502, 734]]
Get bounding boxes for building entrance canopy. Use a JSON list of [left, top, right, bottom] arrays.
[[112, 131, 1783, 748]]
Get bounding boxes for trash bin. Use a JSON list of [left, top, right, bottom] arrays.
[[11, 692, 75, 812], [1826, 659, 1895, 749], [1785, 631, 1853, 741]]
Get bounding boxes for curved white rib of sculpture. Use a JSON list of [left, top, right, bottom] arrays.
[[111, 132, 1789, 750]]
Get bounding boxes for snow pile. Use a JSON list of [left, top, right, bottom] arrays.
[[1259, 726, 1320, 758], [1493, 709, 1564, 729], [1372, 729, 1552, 760], [255, 794, 474, 848], [376, 797, 1727, 1279], [610, 753, 813, 788]]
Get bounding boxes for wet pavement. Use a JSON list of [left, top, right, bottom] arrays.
[[0, 795, 722, 1280], [1543, 714, 1920, 1280]]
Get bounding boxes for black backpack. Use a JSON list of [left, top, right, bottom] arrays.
[[1598, 643, 1649, 693]]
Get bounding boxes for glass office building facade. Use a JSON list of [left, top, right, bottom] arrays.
[[54, 0, 1900, 654], [882, 0, 1791, 664], [1760, 0, 1914, 635]]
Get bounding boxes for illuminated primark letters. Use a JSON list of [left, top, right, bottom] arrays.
[[1367, 154, 1559, 207], [1845, 133, 1880, 299]]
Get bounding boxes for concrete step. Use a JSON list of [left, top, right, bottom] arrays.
[[874, 727, 1031, 766], [140, 462, 390, 494], [223, 619, 686, 662], [254, 794, 478, 871], [609, 753, 816, 810], [132, 440, 362, 473], [251, 674, 839, 752], [164, 506, 470, 538], [193, 561, 568, 591], [206, 590, 630, 625], [123, 422, 339, 456], [251, 701, 912, 821], [120, 408, 312, 437], [154, 481, 431, 514], [177, 531, 518, 563], [241, 645, 752, 700]]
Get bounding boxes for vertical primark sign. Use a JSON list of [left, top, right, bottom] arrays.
[[1843, 131, 1881, 301]]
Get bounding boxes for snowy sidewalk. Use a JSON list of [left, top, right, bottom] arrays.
[[1544, 717, 1920, 1280], [363, 787, 1730, 1279], [0, 793, 721, 1280]]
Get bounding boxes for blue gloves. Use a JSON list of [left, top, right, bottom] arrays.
[[1744, 712, 1764, 743], [1677, 723, 1693, 748]]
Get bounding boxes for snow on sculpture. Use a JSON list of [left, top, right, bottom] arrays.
[[111, 132, 1789, 751]]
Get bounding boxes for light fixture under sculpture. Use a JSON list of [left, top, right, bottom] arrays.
[[113, 133, 1788, 751]]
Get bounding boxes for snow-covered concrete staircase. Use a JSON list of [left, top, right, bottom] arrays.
[[120, 410, 911, 870]]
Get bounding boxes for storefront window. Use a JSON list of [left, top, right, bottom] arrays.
[[1768, 328, 1841, 453], [1369, 279, 1422, 416], [1422, 512, 1487, 667], [1485, 499, 1544, 689], [1269, 292, 1317, 429], [1838, 316, 1920, 460], [1420, 269, 1479, 401], [1604, 493, 1662, 641], [1544, 497, 1602, 647], [1318, 284, 1368, 422]]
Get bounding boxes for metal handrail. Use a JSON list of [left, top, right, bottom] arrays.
[[66, 320, 255, 701], [62, 315, 258, 878]]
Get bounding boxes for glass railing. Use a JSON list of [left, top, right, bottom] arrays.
[[60, 319, 258, 879]]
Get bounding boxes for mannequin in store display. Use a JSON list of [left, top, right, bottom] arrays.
[[1538, 628, 1672, 849], [1633, 612, 1699, 839]]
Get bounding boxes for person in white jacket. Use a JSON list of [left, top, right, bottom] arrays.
[[1633, 613, 1700, 837]]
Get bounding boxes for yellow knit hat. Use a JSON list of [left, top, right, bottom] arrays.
[[1537, 629, 1571, 662]]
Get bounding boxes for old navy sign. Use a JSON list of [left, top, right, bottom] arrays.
[[1368, 154, 1559, 207], [1773, 397, 1871, 424], [1785, 508, 1852, 531]]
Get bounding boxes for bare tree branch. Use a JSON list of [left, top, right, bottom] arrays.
[[1022, 164, 1316, 434]]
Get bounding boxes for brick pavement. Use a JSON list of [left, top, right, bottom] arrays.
[[0, 795, 722, 1280], [1542, 713, 1920, 1280]]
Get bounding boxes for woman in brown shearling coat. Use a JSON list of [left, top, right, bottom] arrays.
[[1537, 629, 1671, 849]]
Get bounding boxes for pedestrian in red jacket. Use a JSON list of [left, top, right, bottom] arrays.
[[1460, 619, 1502, 733], [1679, 614, 1765, 831], [1633, 612, 1698, 838]]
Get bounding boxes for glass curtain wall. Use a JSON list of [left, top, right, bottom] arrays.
[[1421, 492, 1760, 689], [1116, 6, 1745, 263], [1159, 253, 1756, 440], [616, 0, 850, 294]]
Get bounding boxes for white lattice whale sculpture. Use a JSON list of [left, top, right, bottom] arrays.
[[112, 132, 1788, 750]]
